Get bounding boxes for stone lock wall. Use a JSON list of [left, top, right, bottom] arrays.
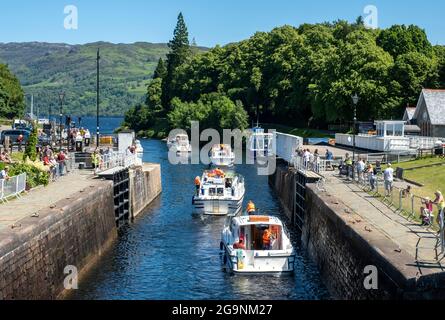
[[268, 164, 295, 222], [130, 163, 162, 219], [0, 180, 117, 300], [302, 185, 445, 300]]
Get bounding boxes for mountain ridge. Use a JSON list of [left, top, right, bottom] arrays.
[[0, 41, 173, 116]]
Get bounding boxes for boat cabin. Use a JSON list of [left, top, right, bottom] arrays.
[[198, 170, 243, 199], [230, 216, 284, 251]]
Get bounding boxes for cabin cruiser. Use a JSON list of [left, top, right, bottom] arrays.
[[221, 215, 295, 274], [167, 134, 192, 154], [192, 169, 245, 216], [210, 144, 235, 167], [248, 127, 274, 157]]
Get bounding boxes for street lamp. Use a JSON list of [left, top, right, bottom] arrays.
[[96, 48, 100, 148], [352, 93, 359, 164], [59, 92, 65, 151]]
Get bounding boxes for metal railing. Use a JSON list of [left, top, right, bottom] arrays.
[[291, 155, 335, 174], [0, 173, 27, 203], [95, 152, 139, 174], [343, 169, 445, 258]]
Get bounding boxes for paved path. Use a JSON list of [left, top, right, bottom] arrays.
[[0, 171, 96, 231], [304, 145, 350, 159], [323, 172, 444, 275]]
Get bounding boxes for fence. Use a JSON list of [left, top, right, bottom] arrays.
[[0, 173, 27, 203], [291, 155, 333, 174], [290, 152, 445, 258], [344, 169, 445, 258], [96, 152, 139, 174]]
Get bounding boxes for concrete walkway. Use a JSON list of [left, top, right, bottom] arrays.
[[0, 171, 96, 232], [323, 172, 444, 276]]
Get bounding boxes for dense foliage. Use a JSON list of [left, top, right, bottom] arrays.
[[168, 93, 248, 132], [0, 63, 25, 119], [125, 17, 445, 136], [8, 161, 50, 188], [23, 122, 38, 162]]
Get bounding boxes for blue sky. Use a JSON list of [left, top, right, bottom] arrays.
[[1, 0, 444, 47]]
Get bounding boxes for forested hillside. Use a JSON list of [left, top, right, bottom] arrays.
[[0, 42, 171, 116]]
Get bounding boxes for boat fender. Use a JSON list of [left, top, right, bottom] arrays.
[[220, 241, 224, 250]]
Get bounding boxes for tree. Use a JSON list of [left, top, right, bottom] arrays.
[[124, 103, 154, 132], [168, 93, 248, 132], [162, 12, 191, 110], [153, 58, 167, 80], [391, 51, 438, 109], [0, 64, 25, 119], [23, 122, 38, 162], [377, 25, 433, 58], [145, 78, 164, 116]]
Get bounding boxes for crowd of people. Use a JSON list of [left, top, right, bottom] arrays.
[[294, 148, 334, 172], [39, 146, 70, 182], [69, 127, 91, 149]]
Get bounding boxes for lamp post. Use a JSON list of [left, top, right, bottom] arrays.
[[352, 94, 359, 164], [59, 92, 65, 151], [96, 48, 100, 148]]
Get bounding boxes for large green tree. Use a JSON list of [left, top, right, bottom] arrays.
[[153, 58, 167, 80], [168, 93, 248, 132], [162, 12, 191, 110], [0, 63, 25, 119]]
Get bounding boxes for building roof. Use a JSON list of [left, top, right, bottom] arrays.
[[405, 125, 421, 133], [414, 89, 445, 125], [404, 107, 416, 121]]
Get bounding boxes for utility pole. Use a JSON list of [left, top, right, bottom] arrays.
[[30, 94, 34, 119], [96, 48, 100, 149], [59, 92, 65, 151], [352, 94, 360, 164]]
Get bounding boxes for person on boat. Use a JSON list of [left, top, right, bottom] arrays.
[[194, 176, 201, 195], [233, 237, 246, 250], [214, 168, 225, 177], [246, 201, 256, 215], [262, 228, 271, 250]]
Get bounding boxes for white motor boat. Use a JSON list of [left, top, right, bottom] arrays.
[[210, 144, 235, 167], [167, 134, 192, 154], [221, 215, 295, 274], [248, 127, 274, 157], [192, 170, 245, 216]]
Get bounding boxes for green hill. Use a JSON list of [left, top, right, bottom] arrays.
[[0, 41, 171, 116]]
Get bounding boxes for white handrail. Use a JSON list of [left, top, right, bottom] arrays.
[[96, 152, 138, 173], [0, 173, 27, 203], [291, 155, 328, 174]]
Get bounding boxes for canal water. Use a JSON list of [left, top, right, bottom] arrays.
[[71, 139, 330, 300]]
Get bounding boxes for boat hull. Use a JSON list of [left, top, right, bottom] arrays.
[[210, 157, 235, 167], [222, 243, 295, 274], [192, 197, 243, 216]]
